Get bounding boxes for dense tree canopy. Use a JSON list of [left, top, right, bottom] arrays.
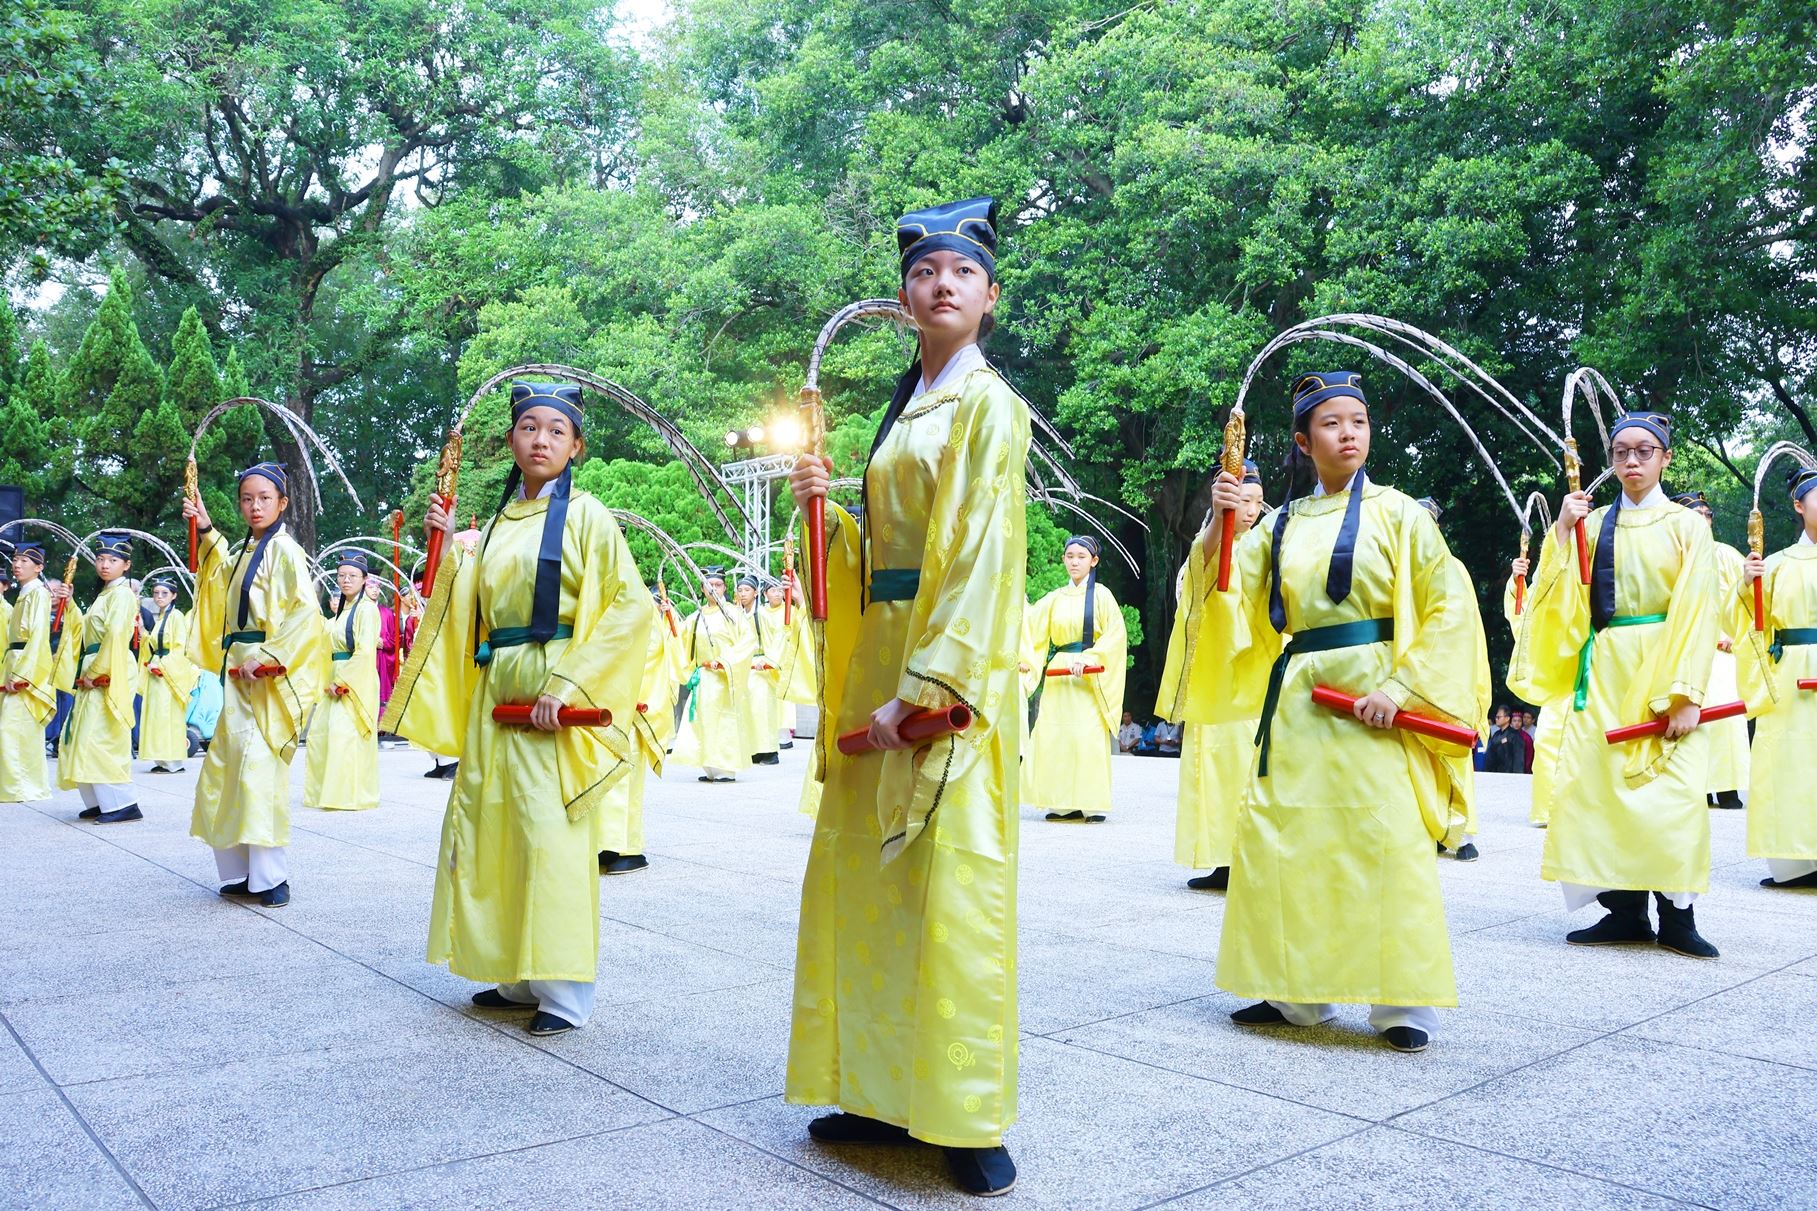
[[4, 0, 1812, 705]]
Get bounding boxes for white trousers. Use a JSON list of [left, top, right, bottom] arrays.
[[1561, 881, 1695, 911], [498, 979, 595, 1027], [213, 844, 288, 893], [1766, 857, 1817, 883], [1268, 1001, 1441, 1038], [149, 758, 184, 771], [704, 766, 737, 781], [77, 783, 135, 810]]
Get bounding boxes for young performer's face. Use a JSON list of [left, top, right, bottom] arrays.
[[363, 579, 381, 601], [510, 405, 582, 479], [336, 565, 364, 599], [735, 584, 757, 608], [766, 586, 785, 607], [900, 250, 999, 346], [704, 577, 725, 602], [1611, 432, 1670, 495], [95, 553, 129, 583], [1235, 482, 1266, 532], [151, 586, 175, 608], [1295, 397, 1371, 480], [1062, 542, 1097, 584], [1799, 494, 1817, 537], [239, 476, 287, 533], [11, 554, 37, 583]]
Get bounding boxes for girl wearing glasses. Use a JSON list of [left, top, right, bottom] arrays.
[[1509, 412, 1721, 957]]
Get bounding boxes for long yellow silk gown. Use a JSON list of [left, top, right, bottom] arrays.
[[672, 603, 756, 772], [1502, 578, 1567, 825], [751, 600, 816, 748], [304, 598, 381, 811], [56, 579, 138, 788], [188, 525, 330, 851], [598, 614, 681, 857], [384, 490, 651, 986], [1, 581, 57, 800], [1022, 580, 1127, 816], [786, 363, 1029, 1148], [1508, 502, 1717, 895], [1157, 528, 1267, 869], [1733, 540, 1817, 867], [1182, 483, 1482, 1008], [139, 605, 197, 764], [1703, 541, 1752, 795]]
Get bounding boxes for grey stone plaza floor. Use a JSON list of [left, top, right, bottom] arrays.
[[3, 746, 1815, 1210]]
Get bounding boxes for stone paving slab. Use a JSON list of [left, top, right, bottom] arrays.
[[1, 749, 1812, 1209]]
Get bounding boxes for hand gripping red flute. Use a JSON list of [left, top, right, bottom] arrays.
[[1605, 700, 1747, 744], [492, 705, 612, 728], [837, 705, 973, 756], [1309, 685, 1477, 749], [1046, 665, 1105, 678], [1215, 412, 1246, 592]]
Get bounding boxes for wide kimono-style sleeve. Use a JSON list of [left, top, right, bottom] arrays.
[[1507, 522, 1590, 707], [894, 377, 1030, 718], [147, 609, 199, 705], [1378, 510, 1489, 736], [1180, 518, 1280, 726], [86, 587, 139, 728], [337, 601, 383, 739], [5, 588, 57, 723], [382, 540, 480, 757], [186, 527, 233, 675], [51, 603, 84, 694], [541, 501, 653, 722], [249, 538, 331, 761], [1081, 583, 1127, 738]]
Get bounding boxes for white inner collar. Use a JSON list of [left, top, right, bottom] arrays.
[[516, 477, 558, 500], [916, 343, 986, 396], [1621, 482, 1669, 509]]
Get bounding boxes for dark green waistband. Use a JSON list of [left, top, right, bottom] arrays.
[[869, 568, 921, 602], [475, 623, 573, 667], [1575, 612, 1668, 710], [331, 651, 353, 662], [5, 641, 22, 651], [81, 642, 100, 656], [1257, 618, 1395, 777], [225, 629, 267, 646], [1771, 626, 1817, 663], [151, 647, 169, 657]]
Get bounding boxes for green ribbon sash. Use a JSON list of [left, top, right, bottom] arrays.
[[868, 568, 921, 602], [1770, 626, 1817, 664], [1573, 612, 1668, 711], [474, 623, 573, 667], [1256, 617, 1394, 776]]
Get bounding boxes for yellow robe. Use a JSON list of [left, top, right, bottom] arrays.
[[1508, 502, 1717, 895], [1502, 578, 1567, 825], [672, 603, 756, 772], [786, 363, 1029, 1148], [1703, 541, 1751, 795], [56, 579, 139, 788], [1, 580, 57, 801], [383, 490, 651, 985], [1733, 541, 1817, 864], [1022, 581, 1127, 816], [187, 525, 331, 850], [139, 605, 198, 764], [750, 601, 816, 748], [1157, 527, 1267, 870], [1182, 483, 1482, 1007], [1439, 554, 1490, 845], [598, 615, 681, 857], [305, 598, 381, 811]]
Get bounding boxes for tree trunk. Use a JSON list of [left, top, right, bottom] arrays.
[[270, 389, 317, 553]]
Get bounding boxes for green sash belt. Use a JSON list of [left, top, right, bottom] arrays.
[[475, 623, 573, 667], [225, 629, 267, 646], [1574, 613, 1668, 711], [869, 568, 921, 602], [684, 667, 701, 720], [81, 642, 100, 656], [1027, 640, 1090, 731], [1256, 617, 1394, 777], [151, 647, 169, 658], [331, 651, 353, 662], [1770, 626, 1817, 664], [6, 641, 23, 651]]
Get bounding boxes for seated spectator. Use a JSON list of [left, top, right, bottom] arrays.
[[1118, 711, 1143, 752], [1155, 719, 1183, 757]]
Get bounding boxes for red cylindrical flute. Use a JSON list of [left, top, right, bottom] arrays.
[[808, 495, 828, 622], [423, 493, 451, 599], [1605, 700, 1746, 744], [1216, 510, 1237, 592], [1754, 581, 1766, 633], [1309, 685, 1477, 749], [228, 664, 287, 680], [188, 517, 198, 573], [1045, 664, 1105, 678], [1513, 575, 1525, 616], [837, 704, 973, 756], [491, 705, 612, 728], [1575, 519, 1592, 585], [1797, 679, 1816, 692]]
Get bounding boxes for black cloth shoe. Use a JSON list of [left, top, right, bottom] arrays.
[[78, 806, 101, 820], [751, 752, 780, 766], [218, 880, 253, 897], [1084, 814, 1107, 822], [436, 762, 459, 780], [259, 881, 290, 908], [1436, 841, 1447, 854], [527, 1011, 578, 1036], [807, 1113, 912, 1144], [94, 805, 143, 824], [1655, 893, 1719, 958], [1566, 890, 1654, 945], [1455, 842, 1479, 862], [1383, 1026, 1429, 1053], [471, 988, 538, 1010], [1712, 790, 1744, 810], [1187, 867, 1230, 891], [946, 1146, 1016, 1197], [1761, 871, 1817, 889], [1230, 1001, 1290, 1026], [602, 854, 649, 876], [780, 740, 794, 749], [1044, 810, 1085, 822]]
